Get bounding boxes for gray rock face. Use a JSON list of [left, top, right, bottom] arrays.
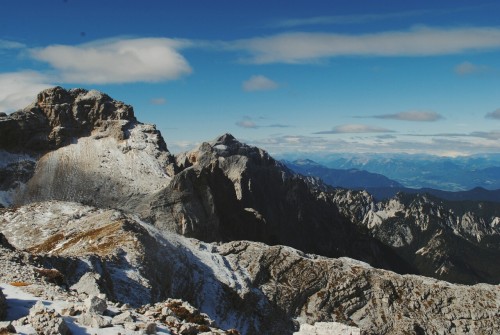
[[84, 295, 107, 314], [331, 189, 500, 284], [70, 272, 103, 297], [0, 86, 137, 153], [0, 87, 177, 209], [145, 134, 414, 275]]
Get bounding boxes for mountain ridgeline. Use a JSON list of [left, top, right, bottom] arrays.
[[1, 87, 499, 334], [284, 158, 500, 203]]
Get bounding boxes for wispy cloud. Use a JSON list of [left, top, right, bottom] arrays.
[[407, 130, 500, 140], [0, 71, 53, 114], [267, 123, 290, 128], [227, 26, 500, 64], [30, 37, 192, 84], [454, 61, 490, 75], [150, 97, 167, 105], [0, 39, 25, 50], [314, 124, 395, 134], [470, 130, 500, 140], [236, 119, 259, 129], [371, 110, 443, 121], [486, 109, 500, 119], [236, 116, 290, 129], [242, 75, 279, 91], [272, 10, 433, 28]]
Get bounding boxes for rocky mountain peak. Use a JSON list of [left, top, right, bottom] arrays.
[[1, 86, 138, 153], [36, 86, 136, 125], [212, 133, 237, 146]]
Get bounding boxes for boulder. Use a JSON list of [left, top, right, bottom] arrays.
[[84, 295, 107, 314], [78, 312, 111, 328], [70, 272, 103, 297], [111, 310, 134, 325]]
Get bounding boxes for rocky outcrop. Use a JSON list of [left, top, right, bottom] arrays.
[[145, 134, 415, 275], [0, 87, 177, 209], [331, 189, 500, 284], [0, 86, 138, 153], [1, 201, 498, 335]]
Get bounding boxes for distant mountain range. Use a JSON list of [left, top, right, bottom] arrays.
[[279, 153, 500, 191], [284, 159, 500, 203]]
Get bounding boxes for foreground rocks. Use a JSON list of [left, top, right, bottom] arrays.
[[0, 237, 236, 334], [1, 202, 499, 334]]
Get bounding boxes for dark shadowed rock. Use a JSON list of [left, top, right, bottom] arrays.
[[146, 134, 416, 275]]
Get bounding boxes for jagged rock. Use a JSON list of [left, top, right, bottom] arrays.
[[0, 86, 176, 210], [27, 301, 71, 335], [0, 86, 137, 152], [179, 322, 200, 335], [77, 312, 111, 328], [84, 295, 107, 314], [146, 134, 414, 275], [111, 310, 134, 325], [70, 272, 103, 297], [293, 322, 361, 335], [331, 190, 500, 284], [0, 321, 16, 334]]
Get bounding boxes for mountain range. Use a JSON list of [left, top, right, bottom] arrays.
[[284, 159, 500, 203], [0, 87, 498, 334], [279, 153, 500, 191]]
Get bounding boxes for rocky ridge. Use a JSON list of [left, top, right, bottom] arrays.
[[330, 189, 500, 284], [1, 202, 499, 334]]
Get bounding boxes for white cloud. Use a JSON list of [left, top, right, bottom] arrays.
[[30, 38, 192, 84], [314, 124, 395, 134], [242, 75, 279, 91], [486, 109, 500, 119], [0, 71, 53, 114], [228, 26, 500, 64], [373, 111, 443, 121], [454, 61, 490, 75], [249, 133, 500, 156], [150, 97, 167, 105]]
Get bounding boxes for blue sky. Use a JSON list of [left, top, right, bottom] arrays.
[[1, 0, 500, 156]]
